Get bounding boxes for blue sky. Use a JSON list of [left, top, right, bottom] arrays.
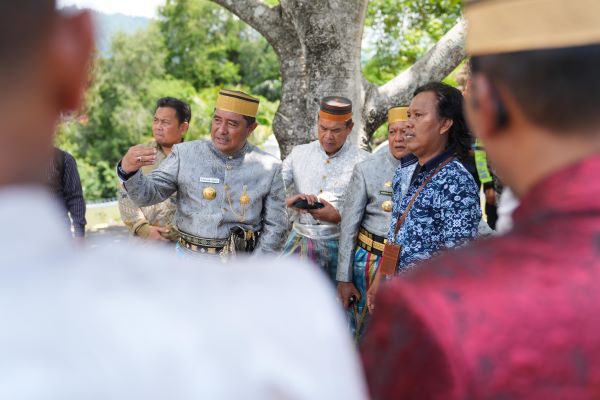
[[58, 0, 164, 18]]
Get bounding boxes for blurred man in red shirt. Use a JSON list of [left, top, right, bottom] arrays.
[[362, 1, 600, 399]]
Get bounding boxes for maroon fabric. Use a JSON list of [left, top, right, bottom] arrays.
[[361, 155, 600, 400]]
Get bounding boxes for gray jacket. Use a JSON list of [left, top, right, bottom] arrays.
[[337, 150, 416, 281], [122, 140, 288, 254]]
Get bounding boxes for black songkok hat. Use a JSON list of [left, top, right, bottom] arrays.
[[319, 96, 353, 122]]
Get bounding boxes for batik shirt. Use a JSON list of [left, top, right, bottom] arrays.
[[387, 151, 481, 270], [117, 141, 178, 241]]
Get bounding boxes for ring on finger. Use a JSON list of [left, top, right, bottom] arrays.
[[137, 156, 142, 162]]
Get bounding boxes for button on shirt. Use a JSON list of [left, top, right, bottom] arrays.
[[282, 140, 369, 227], [120, 140, 287, 254]]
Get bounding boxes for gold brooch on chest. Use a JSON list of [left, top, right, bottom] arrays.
[[203, 187, 217, 200]]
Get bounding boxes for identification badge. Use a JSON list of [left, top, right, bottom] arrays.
[[199, 177, 220, 184], [379, 190, 393, 196]]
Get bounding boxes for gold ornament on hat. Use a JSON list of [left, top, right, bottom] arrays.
[[203, 187, 217, 200], [381, 200, 393, 212]]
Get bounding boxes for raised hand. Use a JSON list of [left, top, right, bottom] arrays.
[[121, 145, 158, 174]]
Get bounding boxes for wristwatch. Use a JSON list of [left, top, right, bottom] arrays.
[[117, 160, 136, 181]]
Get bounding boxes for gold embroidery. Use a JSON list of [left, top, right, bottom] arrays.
[[225, 184, 250, 222]]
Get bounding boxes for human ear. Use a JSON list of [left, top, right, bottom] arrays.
[[466, 74, 501, 140], [245, 121, 258, 139], [179, 121, 190, 134], [49, 11, 94, 112], [439, 118, 454, 136]]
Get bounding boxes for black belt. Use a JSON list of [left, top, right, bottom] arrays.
[[357, 227, 387, 257], [177, 230, 227, 255], [177, 228, 258, 255], [178, 237, 225, 255]]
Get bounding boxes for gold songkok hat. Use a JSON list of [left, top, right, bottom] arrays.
[[388, 106, 409, 124], [466, 0, 600, 56], [215, 88, 259, 117], [319, 96, 353, 122]]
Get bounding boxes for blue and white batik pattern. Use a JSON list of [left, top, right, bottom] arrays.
[[388, 158, 481, 271], [390, 155, 418, 217]]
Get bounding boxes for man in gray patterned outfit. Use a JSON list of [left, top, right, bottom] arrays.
[[117, 89, 287, 257]]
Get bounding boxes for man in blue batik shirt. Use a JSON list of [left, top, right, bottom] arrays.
[[367, 82, 481, 311]]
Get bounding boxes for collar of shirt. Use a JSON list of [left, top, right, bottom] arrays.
[[153, 141, 167, 158], [208, 141, 249, 162], [514, 154, 600, 223], [317, 140, 351, 160], [400, 153, 418, 168], [411, 150, 454, 183]]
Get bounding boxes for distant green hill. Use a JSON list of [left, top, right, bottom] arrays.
[[61, 6, 151, 55]]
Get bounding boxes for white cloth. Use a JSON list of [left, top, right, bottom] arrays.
[[495, 187, 519, 235], [0, 187, 367, 400]]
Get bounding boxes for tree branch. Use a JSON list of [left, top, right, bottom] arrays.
[[363, 20, 467, 136], [209, 0, 294, 54]]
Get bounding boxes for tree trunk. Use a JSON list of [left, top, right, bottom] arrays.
[[210, 0, 466, 159]]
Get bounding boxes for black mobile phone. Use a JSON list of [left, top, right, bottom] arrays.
[[292, 199, 325, 210]]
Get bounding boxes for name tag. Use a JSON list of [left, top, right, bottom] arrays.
[[379, 190, 393, 196], [199, 177, 220, 184]]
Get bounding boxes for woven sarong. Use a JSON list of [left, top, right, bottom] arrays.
[[282, 230, 339, 282], [348, 246, 382, 340]]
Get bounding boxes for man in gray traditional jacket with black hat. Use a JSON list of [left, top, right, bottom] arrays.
[[281, 96, 369, 280]]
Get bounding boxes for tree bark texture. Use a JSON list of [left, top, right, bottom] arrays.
[[210, 0, 466, 158]]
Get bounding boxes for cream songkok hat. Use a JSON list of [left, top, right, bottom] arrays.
[[388, 106, 409, 124], [465, 0, 600, 56], [215, 89, 259, 118]]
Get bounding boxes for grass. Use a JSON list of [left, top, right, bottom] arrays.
[[86, 202, 124, 230]]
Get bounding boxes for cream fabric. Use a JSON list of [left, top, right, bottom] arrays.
[[0, 186, 368, 400]]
